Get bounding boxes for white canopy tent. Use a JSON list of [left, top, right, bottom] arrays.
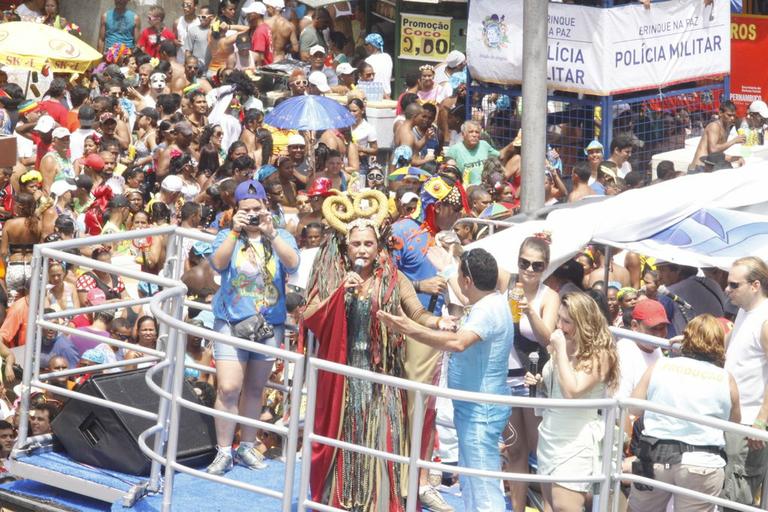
[[467, 164, 768, 274]]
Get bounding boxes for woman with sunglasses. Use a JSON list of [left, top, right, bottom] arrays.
[[526, 292, 619, 512], [288, 69, 308, 97], [503, 234, 560, 512]]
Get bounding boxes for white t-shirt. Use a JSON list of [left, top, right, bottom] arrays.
[[725, 299, 768, 425], [615, 337, 663, 399], [70, 128, 97, 161], [365, 52, 393, 96], [176, 16, 200, 63], [351, 120, 377, 150], [617, 160, 632, 179]]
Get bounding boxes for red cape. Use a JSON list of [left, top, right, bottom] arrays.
[[302, 286, 348, 506]]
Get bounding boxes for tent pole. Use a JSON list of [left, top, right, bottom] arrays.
[[23, 71, 31, 98]]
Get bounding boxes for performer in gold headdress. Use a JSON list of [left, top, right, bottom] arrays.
[[302, 189, 452, 512]]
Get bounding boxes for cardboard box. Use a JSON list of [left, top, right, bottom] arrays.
[[0, 136, 17, 168]]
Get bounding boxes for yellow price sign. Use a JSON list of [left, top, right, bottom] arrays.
[[399, 13, 452, 63]]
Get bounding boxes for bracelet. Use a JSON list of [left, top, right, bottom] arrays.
[[414, 280, 421, 293], [228, 230, 239, 240]]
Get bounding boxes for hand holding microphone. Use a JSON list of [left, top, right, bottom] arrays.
[[527, 352, 540, 398]]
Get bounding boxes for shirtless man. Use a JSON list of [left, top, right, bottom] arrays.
[[586, 245, 631, 288], [264, 0, 298, 61], [158, 40, 189, 94], [689, 100, 745, 171], [184, 56, 212, 93], [394, 103, 430, 156], [207, 21, 250, 75]]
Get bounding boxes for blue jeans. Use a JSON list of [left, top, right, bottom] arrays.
[[454, 414, 508, 512], [212, 318, 283, 362]]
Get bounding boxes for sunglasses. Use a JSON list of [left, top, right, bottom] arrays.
[[291, 80, 308, 86], [727, 281, 750, 289], [518, 257, 546, 273]]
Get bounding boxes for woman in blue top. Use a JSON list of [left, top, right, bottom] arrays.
[[205, 179, 300, 476]]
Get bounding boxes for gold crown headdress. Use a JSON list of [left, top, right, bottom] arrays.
[[322, 189, 389, 236]]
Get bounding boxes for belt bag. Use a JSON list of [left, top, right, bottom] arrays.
[[232, 312, 274, 342]]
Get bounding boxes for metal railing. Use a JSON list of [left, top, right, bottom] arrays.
[[11, 227, 768, 512], [12, 226, 306, 512]]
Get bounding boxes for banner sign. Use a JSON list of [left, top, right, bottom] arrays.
[[467, 0, 730, 96], [399, 13, 452, 62], [730, 15, 768, 116]]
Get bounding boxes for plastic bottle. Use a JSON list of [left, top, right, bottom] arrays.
[[508, 282, 524, 323]]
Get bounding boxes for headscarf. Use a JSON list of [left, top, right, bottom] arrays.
[[365, 33, 384, 52], [256, 164, 278, 183]]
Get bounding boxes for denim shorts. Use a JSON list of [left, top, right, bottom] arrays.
[[212, 318, 284, 362], [510, 383, 529, 397]]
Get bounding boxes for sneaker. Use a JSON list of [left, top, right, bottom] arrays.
[[236, 444, 267, 470], [206, 451, 233, 476], [419, 486, 454, 512]]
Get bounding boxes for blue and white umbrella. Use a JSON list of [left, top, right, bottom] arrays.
[[264, 95, 355, 131]]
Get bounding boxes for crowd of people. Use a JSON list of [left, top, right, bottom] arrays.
[[0, 1, 763, 512]]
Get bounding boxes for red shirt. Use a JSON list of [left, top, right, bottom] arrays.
[[250, 23, 273, 66], [29, 132, 52, 170], [137, 27, 176, 58]]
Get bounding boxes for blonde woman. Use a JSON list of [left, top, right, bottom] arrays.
[[526, 292, 619, 512]]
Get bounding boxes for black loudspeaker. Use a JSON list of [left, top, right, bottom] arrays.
[[51, 369, 216, 475]]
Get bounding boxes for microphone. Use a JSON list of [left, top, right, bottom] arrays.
[[528, 351, 540, 398], [352, 258, 365, 297], [657, 285, 693, 310]]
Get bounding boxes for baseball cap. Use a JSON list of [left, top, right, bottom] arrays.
[[34, 115, 56, 133], [74, 174, 94, 191], [86, 288, 107, 306], [336, 62, 355, 76], [308, 71, 330, 93], [84, 153, 105, 171], [51, 179, 77, 197], [309, 44, 326, 56], [78, 105, 96, 128], [632, 299, 669, 327], [234, 179, 267, 202], [749, 100, 768, 118], [191, 241, 213, 257], [445, 50, 466, 68], [161, 174, 183, 193], [263, 0, 284, 7], [236, 32, 251, 51], [287, 133, 305, 146], [400, 191, 419, 205], [52, 126, 70, 139], [241, 1, 266, 15], [306, 176, 334, 197]]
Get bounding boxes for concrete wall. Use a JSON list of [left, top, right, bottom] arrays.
[[60, 0, 185, 50]]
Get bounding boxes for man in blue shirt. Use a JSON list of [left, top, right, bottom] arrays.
[[391, 174, 467, 511], [379, 248, 512, 512]]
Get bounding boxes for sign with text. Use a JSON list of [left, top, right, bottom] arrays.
[[467, 0, 730, 96], [730, 15, 768, 116], [399, 13, 452, 62]]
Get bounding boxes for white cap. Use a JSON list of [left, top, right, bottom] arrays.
[[309, 44, 326, 56], [263, 0, 284, 8], [52, 126, 70, 139], [35, 115, 56, 133], [161, 174, 183, 192], [308, 71, 330, 93], [336, 62, 355, 75], [400, 192, 419, 205], [243, 96, 264, 112], [445, 50, 466, 68], [50, 179, 77, 197], [749, 100, 768, 118], [287, 133, 305, 146], [241, 1, 267, 15]]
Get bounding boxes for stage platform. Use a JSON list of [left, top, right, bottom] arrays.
[[0, 451, 468, 511]]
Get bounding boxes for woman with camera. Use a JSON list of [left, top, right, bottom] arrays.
[[205, 179, 299, 476]]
